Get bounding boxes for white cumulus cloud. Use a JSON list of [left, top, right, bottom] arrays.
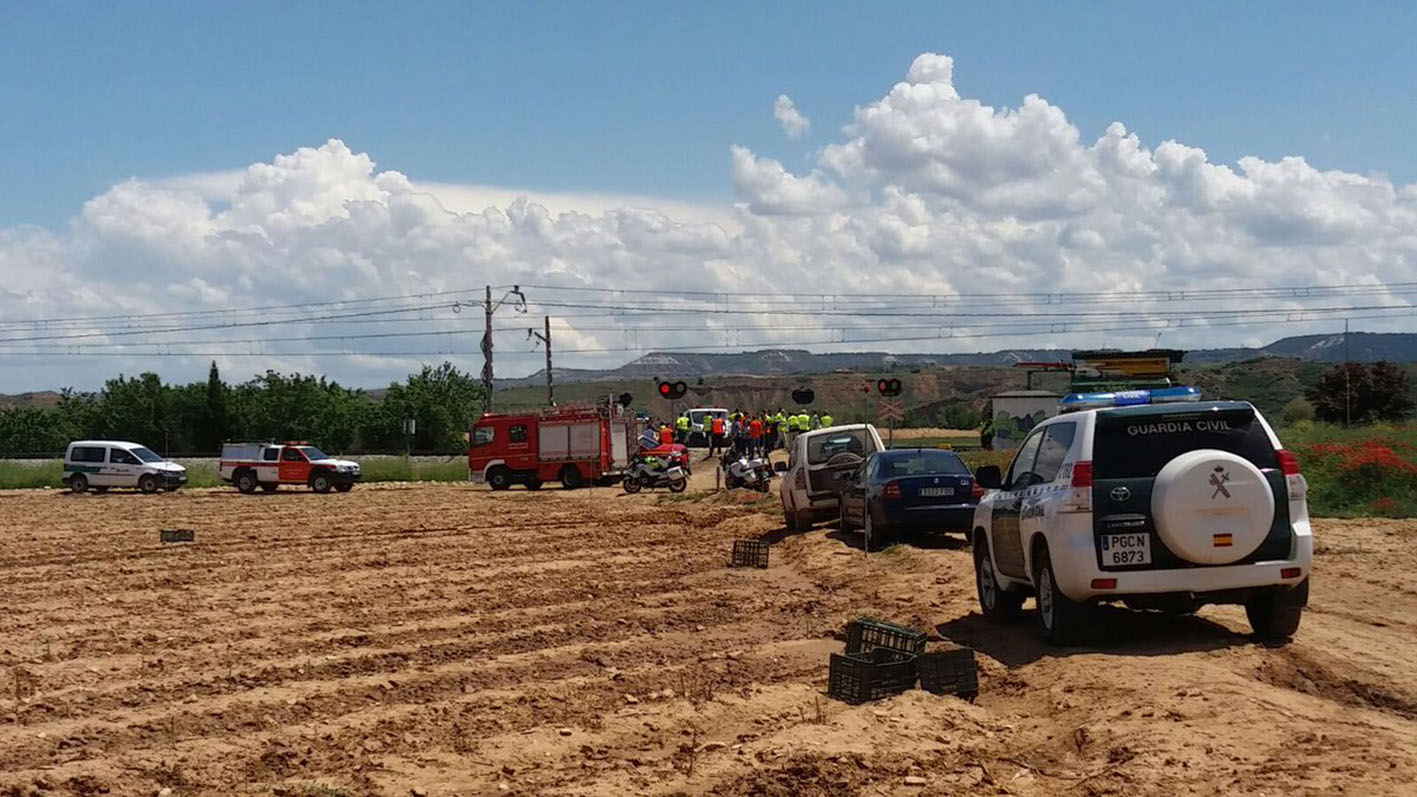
[[773, 94, 811, 139], [1, 53, 1415, 392]]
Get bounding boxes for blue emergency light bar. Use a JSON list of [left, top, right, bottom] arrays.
[[1058, 385, 1202, 412]]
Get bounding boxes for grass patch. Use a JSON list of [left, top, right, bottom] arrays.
[[0, 460, 63, 489], [0, 455, 468, 490], [1279, 421, 1417, 518], [356, 456, 468, 483]]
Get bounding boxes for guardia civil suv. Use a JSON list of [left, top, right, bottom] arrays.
[[970, 387, 1312, 644]]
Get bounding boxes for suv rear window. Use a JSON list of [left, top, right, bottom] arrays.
[[807, 430, 873, 465], [1094, 407, 1277, 479]]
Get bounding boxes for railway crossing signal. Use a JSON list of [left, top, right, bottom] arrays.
[[876, 378, 902, 397], [792, 387, 815, 405], [878, 399, 904, 422], [658, 380, 688, 400]]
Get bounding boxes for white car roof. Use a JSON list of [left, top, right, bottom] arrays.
[[68, 440, 145, 449], [800, 424, 873, 437]]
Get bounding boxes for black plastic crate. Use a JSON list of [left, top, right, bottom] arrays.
[[731, 539, 769, 569], [159, 528, 195, 544], [917, 648, 978, 699], [845, 619, 927, 661], [828, 649, 918, 704]]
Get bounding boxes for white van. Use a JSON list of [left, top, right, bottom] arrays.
[[63, 440, 188, 494], [688, 407, 729, 447]]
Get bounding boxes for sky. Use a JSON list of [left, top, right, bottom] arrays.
[[1, 2, 1416, 390]]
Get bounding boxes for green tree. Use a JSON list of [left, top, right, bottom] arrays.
[[203, 361, 230, 452], [379, 362, 483, 452], [1306, 361, 1414, 424]]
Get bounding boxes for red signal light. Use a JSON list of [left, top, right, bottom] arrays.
[[658, 382, 672, 397]]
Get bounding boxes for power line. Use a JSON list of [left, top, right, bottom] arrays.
[[2, 309, 1406, 358]]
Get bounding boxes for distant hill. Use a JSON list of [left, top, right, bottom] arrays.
[[0, 391, 62, 410], [499, 332, 1417, 387]]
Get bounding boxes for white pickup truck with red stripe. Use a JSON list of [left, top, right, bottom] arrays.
[[220, 442, 361, 494]]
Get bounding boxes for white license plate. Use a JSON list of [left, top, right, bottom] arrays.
[[1101, 533, 1152, 566], [918, 487, 955, 497]]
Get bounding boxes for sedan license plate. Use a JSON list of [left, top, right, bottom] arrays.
[[918, 487, 955, 497], [1100, 533, 1151, 566]]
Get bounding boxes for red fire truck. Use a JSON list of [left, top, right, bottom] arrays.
[[468, 403, 638, 490]]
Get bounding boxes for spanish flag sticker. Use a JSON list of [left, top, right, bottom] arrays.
[[1213, 533, 1234, 548]]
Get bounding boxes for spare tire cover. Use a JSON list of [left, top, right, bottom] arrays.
[[1151, 449, 1275, 565]]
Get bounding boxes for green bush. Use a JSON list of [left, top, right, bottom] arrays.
[[1280, 396, 1316, 426]]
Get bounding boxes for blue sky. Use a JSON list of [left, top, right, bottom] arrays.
[[2, 0, 1414, 228]]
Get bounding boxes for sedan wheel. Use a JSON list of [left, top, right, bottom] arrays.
[[864, 504, 886, 551]]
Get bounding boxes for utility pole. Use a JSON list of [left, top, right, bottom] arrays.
[[1344, 317, 1352, 427], [481, 285, 528, 414], [530, 315, 554, 406]]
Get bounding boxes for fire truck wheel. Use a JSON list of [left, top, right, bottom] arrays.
[[560, 466, 585, 490], [261, 483, 278, 493], [525, 479, 543, 490], [487, 467, 512, 491], [234, 469, 258, 494], [310, 472, 333, 494]]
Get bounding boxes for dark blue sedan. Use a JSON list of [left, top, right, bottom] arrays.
[[838, 449, 983, 550]]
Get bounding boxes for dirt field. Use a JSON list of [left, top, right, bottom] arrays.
[[3, 475, 1417, 796]]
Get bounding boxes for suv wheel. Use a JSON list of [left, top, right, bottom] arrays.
[[138, 474, 160, 494], [235, 470, 258, 494], [975, 541, 1024, 622], [1245, 579, 1306, 641], [310, 472, 333, 494], [1034, 547, 1090, 645]]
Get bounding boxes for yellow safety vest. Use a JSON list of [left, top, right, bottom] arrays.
[[821, 415, 833, 427], [676, 416, 689, 431]]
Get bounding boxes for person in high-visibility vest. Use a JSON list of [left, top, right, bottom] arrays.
[[820, 413, 834, 428], [675, 413, 690, 445], [710, 414, 726, 456], [659, 423, 674, 447]]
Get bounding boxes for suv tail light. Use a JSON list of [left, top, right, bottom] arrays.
[[1062, 460, 1093, 514], [883, 482, 902, 501], [1071, 461, 1094, 488], [1276, 449, 1307, 501], [970, 479, 984, 501]]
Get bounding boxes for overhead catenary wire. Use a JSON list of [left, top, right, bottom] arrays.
[[2, 303, 1414, 352], [1, 308, 1408, 358], [4, 278, 1415, 330]]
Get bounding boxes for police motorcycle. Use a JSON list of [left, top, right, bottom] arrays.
[[622, 452, 689, 494], [720, 451, 772, 492]]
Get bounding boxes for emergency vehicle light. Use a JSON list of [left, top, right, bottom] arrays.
[[1058, 385, 1201, 412]]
